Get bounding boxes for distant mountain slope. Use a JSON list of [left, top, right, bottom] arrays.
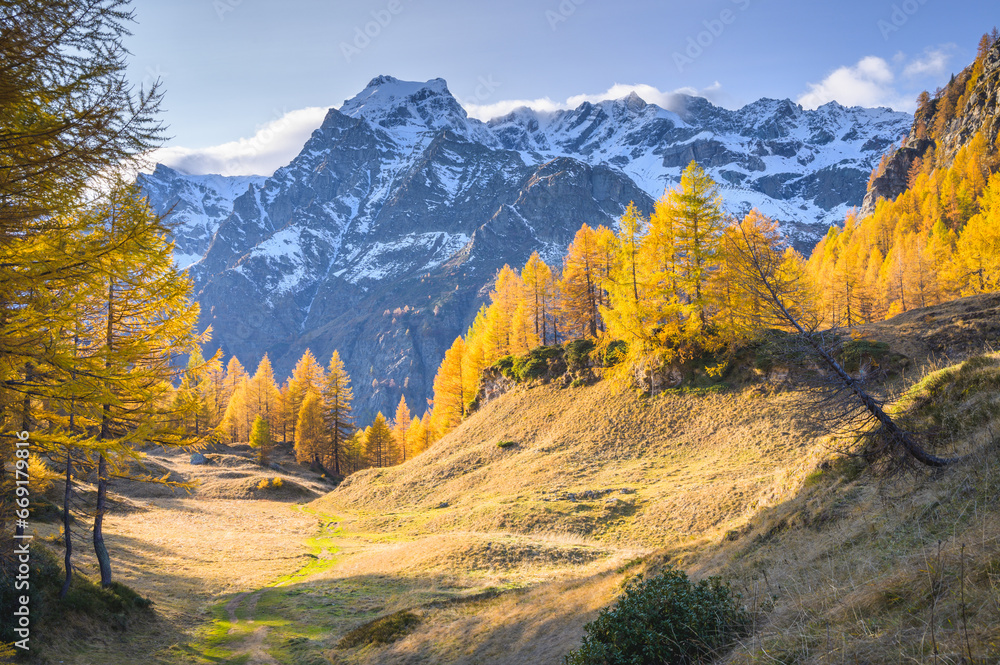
[[140, 77, 911, 421], [137, 165, 266, 269]]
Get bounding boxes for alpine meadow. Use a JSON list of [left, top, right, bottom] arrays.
[[3, 2, 1000, 664]]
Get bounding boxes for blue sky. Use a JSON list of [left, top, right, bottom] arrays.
[[126, 0, 996, 175]]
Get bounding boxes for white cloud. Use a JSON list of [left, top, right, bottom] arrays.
[[797, 56, 910, 110], [460, 96, 566, 121], [151, 107, 329, 176], [903, 46, 953, 79], [155, 83, 738, 176], [798, 48, 953, 112], [460, 82, 732, 121]]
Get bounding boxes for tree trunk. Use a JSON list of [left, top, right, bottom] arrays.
[[332, 425, 341, 476], [94, 274, 115, 586], [737, 222, 957, 469], [60, 453, 73, 598], [93, 454, 112, 586]]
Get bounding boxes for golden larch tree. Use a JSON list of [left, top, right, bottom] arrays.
[[321, 350, 354, 476]]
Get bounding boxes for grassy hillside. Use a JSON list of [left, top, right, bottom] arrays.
[[23, 294, 1000, 665], [320, 381, 823, 550], [312, 293, 1000, 664]]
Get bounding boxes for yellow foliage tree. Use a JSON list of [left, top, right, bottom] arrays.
[[392, 395, 411, 463], [321, 350, 354, 476], [559, 224, 607, 338], [365, 412, 393, 468], [521, 252, 556, 346], [429, 337, 469, 438], [294, 391, 327, 470], [287, 348, 325, 443]]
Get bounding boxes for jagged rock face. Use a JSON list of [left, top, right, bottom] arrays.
[[941, 39, 1000, 158], [486, 94, 910, 237], [861, 38, 1000, 216], [141, 76, 911, 422], [137, 166, 265, 269], [861, 138, 935, 216]]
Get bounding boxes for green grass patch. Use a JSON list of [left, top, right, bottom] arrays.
[[661, 383, 729, 396], [496, 439, 517, 449], [61, 579, 153, 622], [277, 636, 328, 665], [190, 505, 346, 661], [896, 352, 1000, 436]]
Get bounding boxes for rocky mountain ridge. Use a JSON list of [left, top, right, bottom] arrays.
[[140, 76, 912, 421], [862, 35, 1000, 215]]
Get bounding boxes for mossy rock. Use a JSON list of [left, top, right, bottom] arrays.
[[337, 610, 420, 649], [838, 339, 891, 372]]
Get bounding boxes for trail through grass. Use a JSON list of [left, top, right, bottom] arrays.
[[182, 506, 345, 664]]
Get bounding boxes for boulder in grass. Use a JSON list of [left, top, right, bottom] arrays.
[[190, 452, 208, 465]]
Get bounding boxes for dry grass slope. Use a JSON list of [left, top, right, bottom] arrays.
[[23, 292, 1000, 665], [315, 293, 1000, 665], [322, 382, 825, 549]]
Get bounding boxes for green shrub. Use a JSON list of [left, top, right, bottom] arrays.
[[564, 568, 749, 665], [565, 339, 596, 371], [513, 355, 548, 382], [570, 378, 586, 388], [338, 610, 420, 649], [530, 345, 564, 361], [602, 340, 628, 367], [493, 355, 517, 379], [494, 346, 567, 383], [496, 440, 517, 449]]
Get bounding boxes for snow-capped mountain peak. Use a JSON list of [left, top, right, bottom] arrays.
[[338, 75, 477, 138], [140, 76, 912, 421]]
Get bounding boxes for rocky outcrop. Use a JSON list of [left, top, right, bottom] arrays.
[[938, 38, 1000, 160], [860, 35, 1000, 217], [860, 138, 934, 216]]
